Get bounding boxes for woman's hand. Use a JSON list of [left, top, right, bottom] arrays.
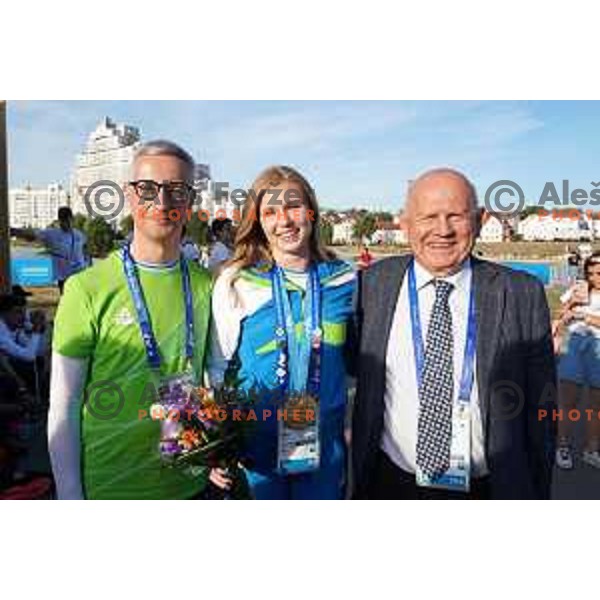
[[551, 320, 563, 355], [571, 288, 589, 306], [209, 467, 233, 490], [560, 308, 577, 325], [584, 314, 600, 328]]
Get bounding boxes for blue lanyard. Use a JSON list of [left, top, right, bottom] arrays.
[[271, 264, 322, 395], [408, 260, 477, 402], [121, 243, 195, 372]]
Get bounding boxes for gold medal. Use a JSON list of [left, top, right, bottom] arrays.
[[283, 394, 319, 429]]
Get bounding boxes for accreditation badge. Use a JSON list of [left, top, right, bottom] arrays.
[[416, 398, 472, 493], [277, 394, 320, 474]]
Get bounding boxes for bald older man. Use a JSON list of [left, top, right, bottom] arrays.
[[352, 169, 556, 499]]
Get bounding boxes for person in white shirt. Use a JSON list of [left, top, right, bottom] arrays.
[[0, 295, 45, 364], [181, 236, 201, 263], [0, 293, 47, 401], [207, 218, 233, 272], [11, 206, 89, 294], [352, 168, 556, 500], [555, 253, 600, 470]]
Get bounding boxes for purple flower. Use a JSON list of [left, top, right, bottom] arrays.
[[160, 440, 180, 456], [162, 420, 182, 439]]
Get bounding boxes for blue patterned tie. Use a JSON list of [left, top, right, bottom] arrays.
[[416, 279, 454, 478]]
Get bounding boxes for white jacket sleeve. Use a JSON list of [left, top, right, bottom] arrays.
[[207, 268, 244, 387], [48, 352, 89, 500]]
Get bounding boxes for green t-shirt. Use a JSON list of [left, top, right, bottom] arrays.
[[52, 251, 213, 499]]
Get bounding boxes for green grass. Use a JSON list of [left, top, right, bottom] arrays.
[[546, 286, 565, 319], [474, 241, 600, 260]]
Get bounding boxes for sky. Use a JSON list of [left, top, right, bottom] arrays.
[[7, 100, 600, 211]]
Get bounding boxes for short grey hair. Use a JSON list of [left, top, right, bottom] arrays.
[[406, 167, 479, 215], [133, 139, 195, 176]]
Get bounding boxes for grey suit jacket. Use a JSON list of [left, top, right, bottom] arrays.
[[351, 254, 557, 499]]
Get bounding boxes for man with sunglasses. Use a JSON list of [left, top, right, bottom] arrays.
[[48, 140, 225, 499]]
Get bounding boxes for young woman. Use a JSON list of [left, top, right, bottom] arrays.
[[209, 166, 356, 499], [555, 252, 600, 469]]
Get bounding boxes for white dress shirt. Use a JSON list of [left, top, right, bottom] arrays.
[[380, 258, 489, 477]]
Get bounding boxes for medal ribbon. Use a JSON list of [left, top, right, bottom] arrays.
[[271, 264, 322, 396]]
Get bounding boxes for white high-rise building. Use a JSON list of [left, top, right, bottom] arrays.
[[71, 117, 215, 224], [193, 163, 216, 215], [9, 183, 69, 228], [71, 117, 141, 220]]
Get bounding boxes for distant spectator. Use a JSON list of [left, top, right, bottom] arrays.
[[11, 285, 33, 334], [208, 218, 233, 271], [0, 295, 44, 364], [0, 293, 47, 399], [11, 206, 89, 294], [11, 285, 32, 300], [0, 351, 39, 488], [555, 252, 600, 470], [9, 286, 49, 360], [181, 237, 201, 263], [2, 286, 47, 351], [357, 245, 373, 270]]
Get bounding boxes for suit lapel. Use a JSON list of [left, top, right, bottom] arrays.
[[472, 257, 505, 428], [378, 256, 410, 355]]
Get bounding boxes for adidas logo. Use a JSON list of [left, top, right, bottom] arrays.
[[114, 308, 135, 326]]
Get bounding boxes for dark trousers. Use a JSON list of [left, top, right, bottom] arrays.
[[368, 450, 491, 500]]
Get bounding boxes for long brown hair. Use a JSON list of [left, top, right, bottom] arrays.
[[228, 165, 335, 272], [584, 252, 600, 280]]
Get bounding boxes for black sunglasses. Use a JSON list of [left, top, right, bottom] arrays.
[[129, 180, 196, 204]]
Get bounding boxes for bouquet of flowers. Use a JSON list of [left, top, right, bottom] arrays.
[[152, 382, 254, 498]]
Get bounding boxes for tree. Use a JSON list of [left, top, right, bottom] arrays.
[[372, 211, 394, 223], [353, 213, 377, 244], [118, 215, 134, 239], [86, 217, 116, 257], [319, 221, 333, 246], [72, 213, 90, 232], [185, 216, 209, 247], [519, 205, 540, 218]]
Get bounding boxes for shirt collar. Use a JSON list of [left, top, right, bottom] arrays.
[[413, 257, 472, 294]]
